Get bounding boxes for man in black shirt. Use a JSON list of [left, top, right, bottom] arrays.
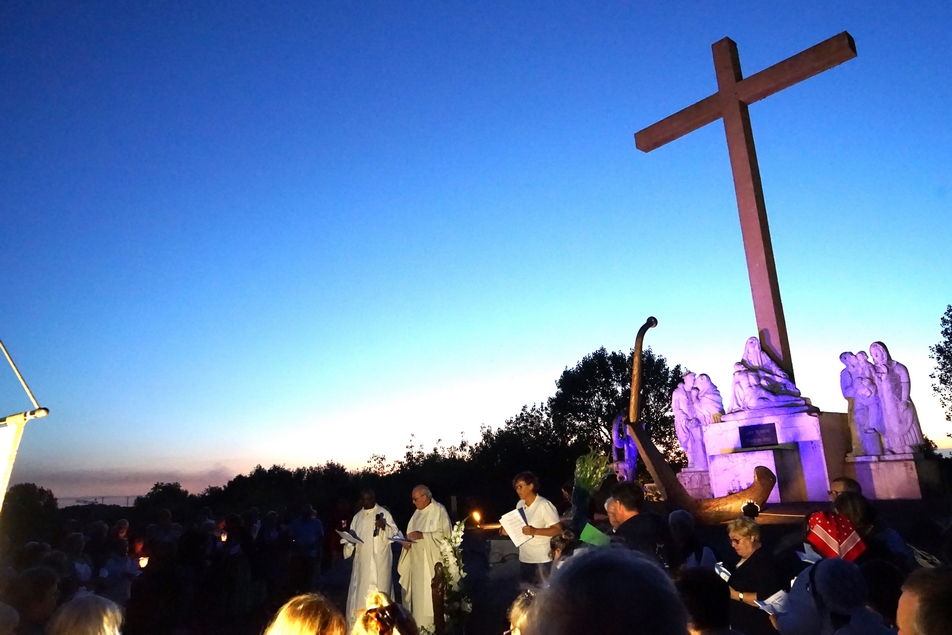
[[611, 481, 671, 567]]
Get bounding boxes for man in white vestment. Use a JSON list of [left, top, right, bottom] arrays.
[[397, 485, 452, 632], [343, 489, 398, 627]]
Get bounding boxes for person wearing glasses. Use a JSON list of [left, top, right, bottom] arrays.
[[397, 485, 451, 633], [502, 472, 562, 588], [827, 477, 861, 502], [725, 516, 783, 635]]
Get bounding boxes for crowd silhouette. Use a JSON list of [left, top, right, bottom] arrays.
[[0, 475, 949, 635]]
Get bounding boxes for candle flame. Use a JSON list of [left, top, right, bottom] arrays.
[[138, 557, 149, 568], [472, 511, 481, 524], [220, 531, 228, 542]]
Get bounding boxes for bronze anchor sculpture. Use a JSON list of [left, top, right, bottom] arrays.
[[624, 317, 776, 524]]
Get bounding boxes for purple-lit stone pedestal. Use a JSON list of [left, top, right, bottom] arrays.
[[704, 406, 830, 502], [677, 467, 712, 499], [847, 454, 923, 500], [708, 446, 805, 503]]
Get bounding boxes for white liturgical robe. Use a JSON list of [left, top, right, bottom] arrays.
[[397, 500, 452, 631], [343, 504, 398, 625]]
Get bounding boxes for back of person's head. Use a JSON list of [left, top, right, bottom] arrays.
[[508, 589, 535, 635], [831, 476, 862, 495], [3, 566, 58, 619], [668, 510, 695, 540], [65, 532, 85, 555], [859, 559, 904, 627], [351, 591, 419, 635], [88, 521, 108, 541], [832, 492, 875, 533], [15, 542, 47, 571], [812, 558, 868, 619], [675, 568, 730, 632], [900, 567, 952, 635], [47, 594, 122, 635], [0, 601, 18, 635], [549, 530, 579, 560], [524, 548, 688, 635], [41, 550, 70, 578], [110, 538, 129, 557], [263, 593, 346, 635], [611, 481, 645, 513]]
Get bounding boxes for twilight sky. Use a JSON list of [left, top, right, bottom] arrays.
[[2, 1, 950, 501]]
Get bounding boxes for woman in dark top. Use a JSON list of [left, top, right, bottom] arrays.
[[726, 516, 783, 635]]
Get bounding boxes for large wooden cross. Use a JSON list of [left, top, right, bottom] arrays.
[[635, 32, 856, 381]]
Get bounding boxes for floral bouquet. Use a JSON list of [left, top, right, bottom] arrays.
[[569, 449, 612, 534], [424, 520, 471, 635]]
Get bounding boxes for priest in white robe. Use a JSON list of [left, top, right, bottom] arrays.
[[397, 484, 452, 632], [343, 489, 398, 627]]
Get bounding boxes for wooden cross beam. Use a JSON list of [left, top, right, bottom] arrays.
[[635, 32, 856, 381]]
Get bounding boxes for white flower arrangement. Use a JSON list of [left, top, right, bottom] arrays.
[[437, 520, 467, 594], [421, 519, 471, 635]]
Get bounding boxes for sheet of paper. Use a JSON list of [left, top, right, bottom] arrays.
[[714, 562, 731, 582], [337, 529, 363, 544], [755, 590, 789, 615], [500, 509, 532, 548], [579, 523, 610, 546], [797, 542, 822, 563], [388, 534, 414, 545]]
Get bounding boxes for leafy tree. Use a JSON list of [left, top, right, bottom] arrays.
[[929, 304, 952, 431], [548, 346, 685, 464], [134, 482, 193, 519], [0, 483, 59, 544]]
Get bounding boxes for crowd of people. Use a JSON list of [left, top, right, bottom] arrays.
[[0, 473, 949, 635], [502, 474, 952, 635]]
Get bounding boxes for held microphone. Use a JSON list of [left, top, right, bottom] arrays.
[[373, 513, 384, 537]]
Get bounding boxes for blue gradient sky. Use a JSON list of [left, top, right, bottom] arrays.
[[2, 2, 950, 499]]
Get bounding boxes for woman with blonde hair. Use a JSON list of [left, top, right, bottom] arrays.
[[507, 589, 535, 635], [47, 594, 123, 635], [264, 593, 347, 635], [725, 516, 783, 635]]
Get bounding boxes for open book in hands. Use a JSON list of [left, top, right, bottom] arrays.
[[755, 590, 789, 615]]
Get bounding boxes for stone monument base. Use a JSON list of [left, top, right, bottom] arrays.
[[705, 408, 830, 501], [846, 454, 923, 500], [709, 444, 806, 503], [677, 467, 712, 499]]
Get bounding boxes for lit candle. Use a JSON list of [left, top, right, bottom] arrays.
[[138, 557, 149, 568], [220, 531, 228, 542], [472, 511, 481, 525]]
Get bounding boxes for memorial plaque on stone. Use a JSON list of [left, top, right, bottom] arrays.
[[739, 423, 779, 448]]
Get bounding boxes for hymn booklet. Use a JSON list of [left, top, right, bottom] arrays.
[[500, 508, 532, 548]]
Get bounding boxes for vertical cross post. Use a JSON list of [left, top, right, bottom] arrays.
[[712, 38, 791, 379], [635, 32, 857, 382]]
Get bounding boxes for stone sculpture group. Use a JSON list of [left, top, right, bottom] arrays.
[[672, 373, 723, 469], [673, 337, 925, 474], [673, 336, 816, 470], [840, 341, 923, 456]]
